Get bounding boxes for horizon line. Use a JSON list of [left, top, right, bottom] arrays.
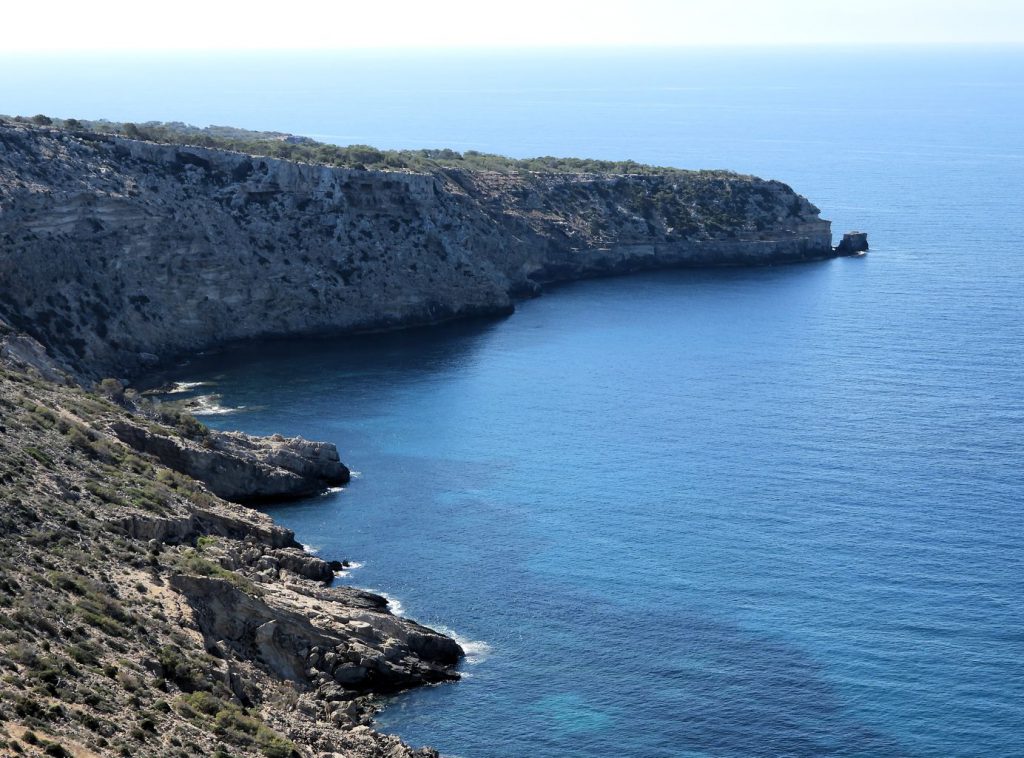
[[4, 41, 1024, 55]]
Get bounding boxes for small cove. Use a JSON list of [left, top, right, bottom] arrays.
[[128, 47, 1024, 757]]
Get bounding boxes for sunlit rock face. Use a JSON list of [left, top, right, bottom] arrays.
[[0, 122, 831, 379]]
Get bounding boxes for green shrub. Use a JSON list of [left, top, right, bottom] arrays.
[[179, 691, 221, 717], [158, 645, 207, 692], [15, 696, 45, 719], [24, 447, 53, 466], [68, 643, 99, 665], [51, 573, 88, 597], [175, 550, 258, 595], [176, 693, 295, 758], [83, 481, 122, 505], [96, 378, 126, 403]]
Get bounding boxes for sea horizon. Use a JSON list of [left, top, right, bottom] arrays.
[[1, 42, 1021, 757]]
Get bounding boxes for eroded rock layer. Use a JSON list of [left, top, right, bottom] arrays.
[[0, 121, 832, 379]]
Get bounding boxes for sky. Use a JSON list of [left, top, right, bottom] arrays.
[[3, 0, 1023, 51]]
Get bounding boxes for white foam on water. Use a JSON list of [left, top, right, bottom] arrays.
[[323, 486, 345, 495], [433, 625, 493, 665], [302, 544, 320, 555], [349, 470, 363, 479], [457, 638, 493, 665], [188, 394, 244, 415], [352, 587, 406, 615], [167, 380, 215, 394], [332, 561, 363, 578], [381, 593, 405, 616], [345, 591, 489, 664]]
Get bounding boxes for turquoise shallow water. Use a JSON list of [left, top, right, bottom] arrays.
[[24, 48, 1023, 756]]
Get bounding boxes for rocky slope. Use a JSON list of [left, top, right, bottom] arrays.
[[0, 120, 833, 380], [0, 365, 461, 757], [110, 414, 351, 504]]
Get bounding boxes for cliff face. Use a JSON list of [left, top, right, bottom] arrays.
[[0, 122, 832, 379]]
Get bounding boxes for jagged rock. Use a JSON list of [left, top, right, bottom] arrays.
[[348, 620, 375, 637], [254, 619, 292, 677], [333, 664, 368, 685], [169, 573, 462, 693], [168, 574, 338, 680], [836, 230, 869, 255], [119, 506, 297, 547], [110, 418, 349, 502]]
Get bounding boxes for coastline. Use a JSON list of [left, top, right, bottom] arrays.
[[0, 120, 835, 384], [133, 244, 845, 396], [0, 119, 849, 756]]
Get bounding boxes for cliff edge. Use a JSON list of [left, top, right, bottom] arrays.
[[0, 120, 832, 380]]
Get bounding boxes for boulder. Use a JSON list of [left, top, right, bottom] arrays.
[[836, 231, 869, 255]]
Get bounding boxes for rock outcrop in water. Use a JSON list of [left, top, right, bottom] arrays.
[[0, 120, 833, 380], [836, 231, 869, 255]]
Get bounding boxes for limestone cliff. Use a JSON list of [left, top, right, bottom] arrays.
[[0, 121, 832, 380]]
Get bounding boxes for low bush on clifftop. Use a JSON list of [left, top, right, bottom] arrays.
[[6, 113, 741, 179]]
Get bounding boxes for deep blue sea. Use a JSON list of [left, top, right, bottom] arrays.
[[7, 48, 1022, 756]]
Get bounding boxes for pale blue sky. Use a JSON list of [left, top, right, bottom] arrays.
[[6, 0, 1024, 50]]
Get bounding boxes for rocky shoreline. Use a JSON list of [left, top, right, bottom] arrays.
[[0, 366, 463, 757], [0, 118, 849, 756]]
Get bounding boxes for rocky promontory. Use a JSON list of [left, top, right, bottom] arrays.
[[111, 418, 350, 504], [0, 119, 833, 381]]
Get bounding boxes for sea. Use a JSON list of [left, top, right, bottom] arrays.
[[5, 47, 1022, 757]]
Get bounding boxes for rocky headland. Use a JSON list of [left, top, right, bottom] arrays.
[[0, 119, 833, 382], [0, 117, 843, 756]]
